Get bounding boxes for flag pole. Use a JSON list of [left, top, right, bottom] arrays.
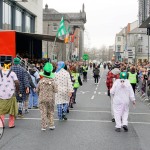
[[51, 36, 57, 62]]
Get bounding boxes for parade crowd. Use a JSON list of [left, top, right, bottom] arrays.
[[1, 58, 150, 132], [0, 58, 88, 131], [106, 61, 150, 132]]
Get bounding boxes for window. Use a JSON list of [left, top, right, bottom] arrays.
[[117, 45, 121, 52], [117, 37, 121, 41], [3, 2, 11, 30], [15, 9, 22, 31], [25, 15, 31, 33], [53, 23, 58, 31], [138, 45, 143, 52]]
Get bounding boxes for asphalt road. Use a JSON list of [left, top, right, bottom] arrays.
[[1, 68, 150, 150]]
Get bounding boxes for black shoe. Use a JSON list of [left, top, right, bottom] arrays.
[[33, 106, 38, 109], [67, 109, 69, 113], [115, 128, 121, 132], [123, 125, 128, 132], [9, 126, 15, 128], [112, 118, 115, 122], [73, 101, 76, 104], [62, 115, 67, 120], [70, 105, 73, 108]]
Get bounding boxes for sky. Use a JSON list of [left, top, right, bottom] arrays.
[[43, 0, 138, 49]]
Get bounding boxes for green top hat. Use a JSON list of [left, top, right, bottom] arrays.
[[39, 62, 55, 78]]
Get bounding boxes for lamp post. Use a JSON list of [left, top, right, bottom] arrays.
[[148, 28, 150, 63], [47, 23, 50, 59]]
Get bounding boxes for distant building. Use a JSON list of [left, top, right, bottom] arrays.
[[43, 4, 86, 61], [139, 0, 150, 28]]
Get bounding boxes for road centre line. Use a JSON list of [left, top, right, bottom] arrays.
[[94, 91, 96, 94], [9, 118, 150, 125], [91, 95, 95, 99], [28, 109, 150, 115]]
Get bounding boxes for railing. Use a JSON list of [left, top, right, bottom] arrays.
[[135, 77, 150, 106]]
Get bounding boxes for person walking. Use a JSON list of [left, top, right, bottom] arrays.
[[0, 60, 19, 128], [110, 78, 136, 132], [37, 62, 58, 131], [93, 66, 100, 84], [55, 61, 74, 121], [106, 62, 120, 122], [11, 58, 30, 117], [28, 64, 40, 109], [71, 66, 82, 104], [127, 67, 138, 93], [82, 64, 88, 82]]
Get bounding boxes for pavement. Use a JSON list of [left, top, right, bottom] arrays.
[[1, 68, 150, 150]]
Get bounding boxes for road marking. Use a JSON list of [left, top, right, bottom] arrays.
[[10, 118, 150, 125], [28, 109, 150, 115], [91, 95, 95, 99], [94, 91, 96, 94], [96, 88, 98, 90]]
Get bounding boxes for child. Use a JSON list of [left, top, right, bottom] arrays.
[[36, 62, 58, 131]]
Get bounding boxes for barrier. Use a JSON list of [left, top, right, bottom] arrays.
[[135, 78, 150, 106]]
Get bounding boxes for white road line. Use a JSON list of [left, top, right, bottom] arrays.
[[9, 118, 150, 125], [91, 95, 95, 99], [96, 88, 98, 90], [28, 109, 150, 115], [94, 91, 96, 94], [98, 92, 101, 95]]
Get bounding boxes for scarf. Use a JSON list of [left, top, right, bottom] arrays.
[[56, 61, 65, 73]]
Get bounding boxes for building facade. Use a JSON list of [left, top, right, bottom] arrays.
[[0, 0, 43, 34], [139, 0, 150, 27], [43, 4, 86, 61]]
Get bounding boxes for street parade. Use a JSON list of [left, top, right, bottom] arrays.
[[1, 0, 150, 150]]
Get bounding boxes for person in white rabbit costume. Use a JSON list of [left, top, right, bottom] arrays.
[[110, 73, 136, 132]]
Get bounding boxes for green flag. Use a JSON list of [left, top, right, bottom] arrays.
[[56, 17, 66, 40]]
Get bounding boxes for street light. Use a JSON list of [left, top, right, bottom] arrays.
[[47, 23, 50, 59]]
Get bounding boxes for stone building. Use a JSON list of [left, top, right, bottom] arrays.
[[43, 4, 86, 61]]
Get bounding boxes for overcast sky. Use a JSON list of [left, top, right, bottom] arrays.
[[43, 0, 138, 49]]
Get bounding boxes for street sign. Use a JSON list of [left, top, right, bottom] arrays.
[[82, 54, 89, 60]]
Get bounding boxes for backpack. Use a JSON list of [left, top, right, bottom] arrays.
[[0, 69, 15, 99]]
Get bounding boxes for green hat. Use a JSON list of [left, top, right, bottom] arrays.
[[13, 58, 20, 65], [120, 72, 127, 79], [39, 62, 55, 78]]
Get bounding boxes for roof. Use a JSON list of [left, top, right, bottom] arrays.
[[43, 14, 70, 22], [128, 27, 147, 34], [43, 8, 59, 14]]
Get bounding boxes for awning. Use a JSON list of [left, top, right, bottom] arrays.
[[16, 31, 64, 43]]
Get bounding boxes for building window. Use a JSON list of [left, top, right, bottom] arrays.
[[53, 23, 58, 31], [117, 37, 121, 41], [138, 45, 143, 52], [117, 45, 121, 52], [3, 2, 11, 30], [25, 15, 31, 33], [15, 9, 22, 31]]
